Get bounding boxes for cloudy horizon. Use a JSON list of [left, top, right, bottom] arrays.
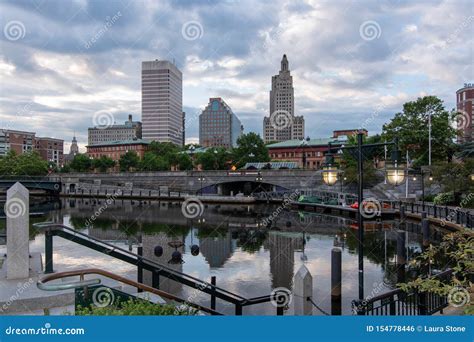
[[0, 0, 472, 152]]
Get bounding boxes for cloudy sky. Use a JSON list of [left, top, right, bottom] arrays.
[[0, 0, 472, 152]]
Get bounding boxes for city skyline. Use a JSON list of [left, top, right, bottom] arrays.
[[0, 0, 473, 152]]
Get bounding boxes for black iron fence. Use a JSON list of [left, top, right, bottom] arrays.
[[352, 269, 453, 315], [394, 201, 473, 229], [37, 223, 285, 316]]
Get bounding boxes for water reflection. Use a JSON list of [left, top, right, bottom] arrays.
[[1, 197, 441, 315]]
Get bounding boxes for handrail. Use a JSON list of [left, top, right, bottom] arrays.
[[38, 278, 100, 291], [360, 268, 453, 304], [37, 268, 222, 315], [34, 223, 247, 301]]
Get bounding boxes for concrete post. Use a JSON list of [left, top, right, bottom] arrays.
[[6, 182, 30, 279], [293, 265, 313, 316], [396, 230, 406, 265], [331, 248, 342, 299], [331, 248, 342, 315]]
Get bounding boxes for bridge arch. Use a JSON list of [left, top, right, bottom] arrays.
[[198, 180, 290, 196]]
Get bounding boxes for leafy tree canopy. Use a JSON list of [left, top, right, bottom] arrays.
[[382, 96, 457, 166], [0, 150, 49, 176], [232, 132, 270, 168], [70, 154, 93, 172], [119, 151, 139, 172]]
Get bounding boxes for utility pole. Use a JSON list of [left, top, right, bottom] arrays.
[[428, 112, 432, 166], [405, 150, 409, 198], [357, 132, 364, 301], [384, 141, 387, 185]]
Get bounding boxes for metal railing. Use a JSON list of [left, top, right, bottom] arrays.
[[352, 269, 453, 315], [394, 201, 473, 229], [36, 223, 284, 315], [65, 188, 189, 198], [37, 268, 221, 315]]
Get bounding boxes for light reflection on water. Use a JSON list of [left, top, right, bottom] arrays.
[[1, 197, 434, 315]]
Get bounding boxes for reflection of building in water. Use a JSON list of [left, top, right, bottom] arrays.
[[142, 233, 183, 295], [200, 232, 235, 268], [264, 232, 303, 290], [88, 227, 136, 244]]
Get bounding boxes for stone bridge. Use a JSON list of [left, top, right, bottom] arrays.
[[54, 170, 329, 196]]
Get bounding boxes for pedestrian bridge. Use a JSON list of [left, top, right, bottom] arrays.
[[0, 177, 62, 194], [56, 170, 331, 195]]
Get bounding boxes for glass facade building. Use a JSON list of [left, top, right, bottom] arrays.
[[199, 98, 243, 148]]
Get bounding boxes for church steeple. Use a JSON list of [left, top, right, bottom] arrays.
[[281, 54, 289, 72], [70, 133, 78, 155]]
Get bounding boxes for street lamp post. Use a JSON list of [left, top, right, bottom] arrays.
[[322, 132, 401, 301], [198, 176, 205, 196], [300, 136, 310, 169], [409, 169, 431, 211]]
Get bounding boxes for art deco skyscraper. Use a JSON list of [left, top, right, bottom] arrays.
[[263, 55, 304, 143], [142, 60, 183, 145]]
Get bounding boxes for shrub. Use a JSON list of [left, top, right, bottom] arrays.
[[433, 191, 455, 205], [76, 298, 198, 316]]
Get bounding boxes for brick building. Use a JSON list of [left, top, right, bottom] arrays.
[[267, 136, 346, 169], [0, 129, 35, 156], [456, 83, 474, 143], [35, 137, 64, 166], [86, 139, 150, 162]]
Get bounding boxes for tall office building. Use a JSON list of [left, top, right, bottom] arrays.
[[263, 55, 304, 143], [456, 83, 473, 143], [199, 97, 243, 148], [142, 60, 183, 145]]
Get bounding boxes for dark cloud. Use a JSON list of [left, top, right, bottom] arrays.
[[0, 0, 471, 147]]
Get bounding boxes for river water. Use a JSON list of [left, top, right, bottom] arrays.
[[0, 197, 436, 315]]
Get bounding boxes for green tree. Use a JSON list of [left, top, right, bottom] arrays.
[[196, 148, 229, 170], [92, 156, 116, 172], [8, 151, 49, 176], [119, 151, 139, 172], [70, 154, 92, 172], [431, 158, 474, 205], [340, 134, 384, 184], [457, 142, 474, 160], [0, 150, 17, 176], [171, 153, 193, 170], [398, 231, 473, 315], [139, 152, 169, 171], [382, 96, 457, 166], [147, 141, 180, 157], [232, 132, 270, 168]]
